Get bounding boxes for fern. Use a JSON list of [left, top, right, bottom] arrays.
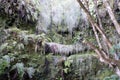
[[0, 43, 8, 53], [109, 42, 120, 55], [0, 55, 10, 75], [12, 63, 25, 80], [25, 67, 35, 78]]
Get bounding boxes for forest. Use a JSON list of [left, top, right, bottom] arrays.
[[0, 0, 120, 80]]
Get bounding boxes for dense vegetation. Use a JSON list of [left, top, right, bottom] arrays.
[[0, 0, 120, 80]]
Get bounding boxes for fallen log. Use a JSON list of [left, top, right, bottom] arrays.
[[1, 28, 89, 56], [44, 42, 89, 56]]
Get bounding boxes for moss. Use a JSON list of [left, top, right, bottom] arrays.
[[69, 51, 96, 59], [96, 69, 114, 80]]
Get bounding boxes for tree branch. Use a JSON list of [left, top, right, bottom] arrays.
[[83, 40, 120, 68], [93, 0, 109, 54], [102, 0, 120, 35], [77, 0, 119, 61], [77, 0, 112, 49], [77, 0, 102, 49]]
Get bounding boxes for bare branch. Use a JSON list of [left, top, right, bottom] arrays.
[[83, 40, 120, 68], [77, 0, 112, 49], [93, 0, 109, 53], [93, 0, 103, 30], [102, 0, 120, 35], [77, 0, 119, 60], [77, 0, 102, 49]]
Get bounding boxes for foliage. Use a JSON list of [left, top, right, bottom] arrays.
[[0, 55, 10, 75], [26, 67, 35, 79], [63, 59, 72, 74], [0, 26, 115, 80], [0, 27, 50, 55], [110, 42, 120, 55], [0, 0, 40, 28], [12, 63, 25, 80], [0, 0, 119, 79], [103, 74, 120, 80], [0, 54, 36, 80], [0, 43, 8, 53]]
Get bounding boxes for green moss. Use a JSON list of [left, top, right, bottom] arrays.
[[96, 69, 114, 80], [69, 51, 96, 59]]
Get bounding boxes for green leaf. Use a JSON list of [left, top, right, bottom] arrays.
[[2, 55, 10, 64], [26, 67, 35, 78], [109, 42, 120, 55], [0, 59, 10, 75], [17, 43, 24, 50], [109, 47, 115, 55], [63, 68, 69, 74], [64, 60, 71, 67], [12, 63, 24, 80], [0, 43, 8, 52]]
